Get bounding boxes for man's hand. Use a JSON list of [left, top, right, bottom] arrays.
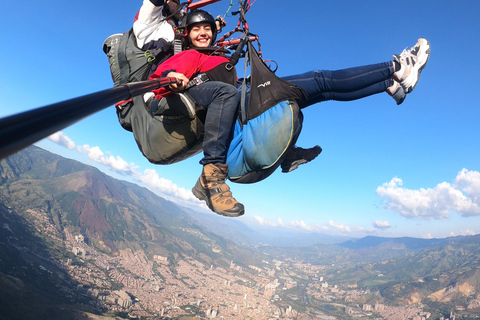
[[167, 72, 189, 93]]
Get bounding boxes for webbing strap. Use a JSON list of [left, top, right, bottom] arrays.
[[174, 38, 183, 55], [185, 73, 210, 89], [117, 31, 131, 85], [240, 49, 249, 125]]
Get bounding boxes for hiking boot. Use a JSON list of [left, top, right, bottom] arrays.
[[281, 145, 322, 173], [386, 80, 406, 105], [192, 163, 245, 217], [393, 38, 431, 93]]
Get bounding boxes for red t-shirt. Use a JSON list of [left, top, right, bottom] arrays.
[[150, 49, 229, 97]]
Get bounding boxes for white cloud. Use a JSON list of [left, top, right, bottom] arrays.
[[48, 131, 76, 150], [254, 216, 287, 228], [376, 169, 480, 219], [253, 216, 377, 235], [328, 220, 351, 233], [254, 216, 327, 232], [373, 220, 391, 229], [454, 168, 480, 208], [139, 169, 196, 202], [77, 144, 138, 175], [460, 229, 478, 236], [290, 220, 328, 232], [450, 230, 478, 237], [254, 216, 278, 227]]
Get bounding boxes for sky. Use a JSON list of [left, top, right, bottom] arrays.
[[1, 0, 480, 240]]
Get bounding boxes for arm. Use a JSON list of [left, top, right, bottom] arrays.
[[151, 50, 202, 79], [133, 0, 175, 50], [165, 72, 190, 92], [150, 51, 201, 96]]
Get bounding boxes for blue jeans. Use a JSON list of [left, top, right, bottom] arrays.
[[187, 81, 240, 166], [282, 62, 395, 108]]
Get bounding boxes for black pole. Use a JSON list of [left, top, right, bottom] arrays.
[[0, 78, 175, 160]]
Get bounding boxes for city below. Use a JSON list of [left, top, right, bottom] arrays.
[[24, 208, 480, 319]]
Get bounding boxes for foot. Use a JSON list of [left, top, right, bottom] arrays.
[[393, 38, 431, 93], [281, 145, 322, 173], [386, 80, 406, 105], [192, 163, 245, 217]]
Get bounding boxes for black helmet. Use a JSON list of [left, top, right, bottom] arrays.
[[186, 9, 217, 45]]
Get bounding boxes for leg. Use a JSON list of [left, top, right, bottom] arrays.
[[282, 62, 395, 108], [187, 81, 245, 217], [281, 40, 430, 171], [187, 81, 240, 165], [283, 38, 431, 108]]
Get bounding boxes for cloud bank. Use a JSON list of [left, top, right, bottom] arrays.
[[376, 169, 480, 219], [254, 216, 328, 232], [48, 132, 480, 236], [253, 216, 377, 236]]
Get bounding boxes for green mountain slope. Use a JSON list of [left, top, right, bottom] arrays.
[[0, 146, 258, 266]]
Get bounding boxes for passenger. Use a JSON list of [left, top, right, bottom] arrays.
[[149, 10, 245, 218]]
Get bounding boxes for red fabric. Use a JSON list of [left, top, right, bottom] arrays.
[[149, 50, 229, 97]]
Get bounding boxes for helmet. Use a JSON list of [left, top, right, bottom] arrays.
[[185, 9, 217, 45]]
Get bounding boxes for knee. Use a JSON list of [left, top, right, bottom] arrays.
[[215, 83, 240, 102]]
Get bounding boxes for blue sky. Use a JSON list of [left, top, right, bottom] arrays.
[[1, 0, 480, 239]]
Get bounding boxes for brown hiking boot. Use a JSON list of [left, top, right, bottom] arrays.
[[281, 145, 322, 173], [192, 163, 245, 217]]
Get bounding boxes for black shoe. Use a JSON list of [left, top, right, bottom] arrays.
[[281, 145, 322, 173]]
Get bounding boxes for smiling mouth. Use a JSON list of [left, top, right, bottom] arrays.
[[194, 38, 210, 46]]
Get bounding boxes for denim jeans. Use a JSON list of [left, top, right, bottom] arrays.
[[187, 81, 240, 165], [282, 61, 395, 108]]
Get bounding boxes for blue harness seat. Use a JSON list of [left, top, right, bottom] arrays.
[[227, 100, 303, 183]]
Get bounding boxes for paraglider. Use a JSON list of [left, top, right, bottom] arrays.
[[102, 0, 430, 217], [0, 0, 431, 218]]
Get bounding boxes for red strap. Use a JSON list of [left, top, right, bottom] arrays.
[[115, 99, 133, 110]]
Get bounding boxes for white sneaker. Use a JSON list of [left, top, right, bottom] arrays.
[[393, 38, 431, 93]]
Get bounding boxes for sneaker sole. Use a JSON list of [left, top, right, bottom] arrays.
[[403, 39, 431, 93], [281, 146, 322, 173], [282, 159, 308, 173], [192, 180, 245, 217], [392, 86, 406, 105]]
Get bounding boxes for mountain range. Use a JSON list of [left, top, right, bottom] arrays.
[[1, 146, 479, 319]]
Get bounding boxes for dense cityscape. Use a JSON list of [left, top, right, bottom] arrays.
[[22, 208, 480, 319]]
